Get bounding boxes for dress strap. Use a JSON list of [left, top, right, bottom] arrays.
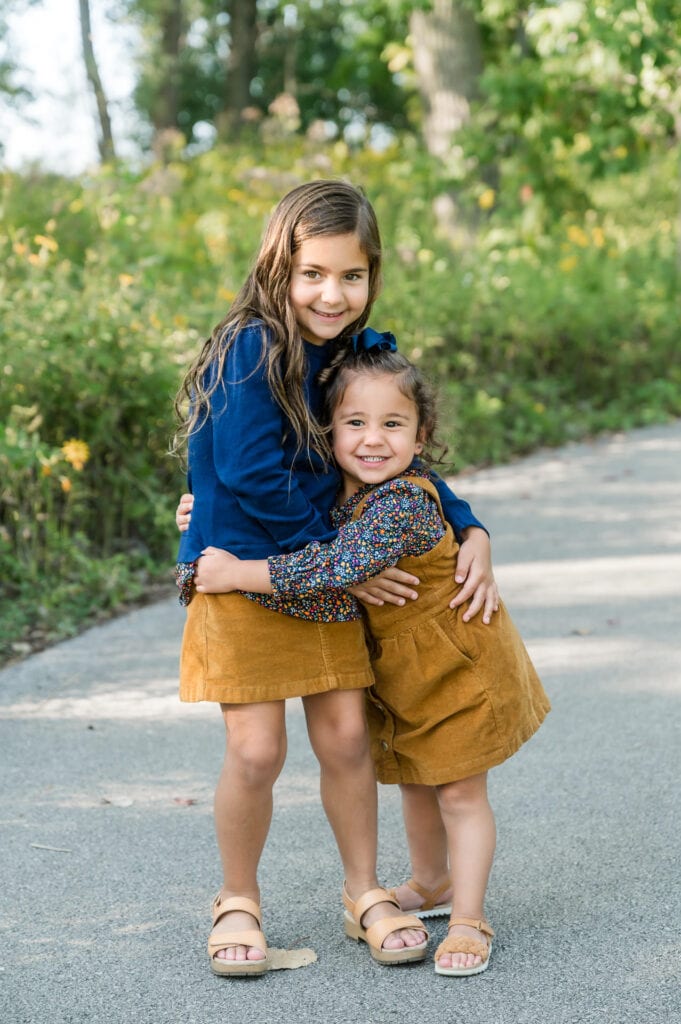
[[350, 475, 446, 524]]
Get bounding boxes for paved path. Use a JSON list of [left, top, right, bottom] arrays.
[[1, 422, 680, 1024]]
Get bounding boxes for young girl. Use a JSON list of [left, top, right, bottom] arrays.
[[174, 180, 499, 976], [193, 340, 551, 978]]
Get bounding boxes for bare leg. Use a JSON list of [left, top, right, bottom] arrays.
[[303, 689, 426, 950], [436, 772, 496, 971], [211, 700, 287, 963], [391, 784, 451, 912]]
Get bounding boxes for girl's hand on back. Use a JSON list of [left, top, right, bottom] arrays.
[[194, 546, 240, 593], [349, 566, 420, 607], [451, 527, 500, 624], [176, 493, 194, 532]]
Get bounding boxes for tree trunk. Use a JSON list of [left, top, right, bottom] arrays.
[[151, 0, 184, 135], [78, 0, 116, 162], [410, 0, 483, 158], [220, 0, 258, 138]]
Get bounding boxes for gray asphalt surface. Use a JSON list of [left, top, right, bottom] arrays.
[[2, 421, 680, 1024]]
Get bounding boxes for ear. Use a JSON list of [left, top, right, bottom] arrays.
[[414, 432, 424, 456]]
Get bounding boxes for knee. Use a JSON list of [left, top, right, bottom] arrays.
[[226, 729, 286, 785], [311, 715, 370, 770], [437, 775, 487, 817]]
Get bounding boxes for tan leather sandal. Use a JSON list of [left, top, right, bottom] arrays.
[[434, 916, 494, 977], [389, 878, 452, 919], [208, 893, 270, 976], [343, 884, 429, 965]]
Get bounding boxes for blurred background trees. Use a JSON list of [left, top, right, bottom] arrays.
[[1, 0, 679, 658]]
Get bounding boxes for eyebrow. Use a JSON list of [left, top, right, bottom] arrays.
[[297, 262, 368, 273], [340, 410, 410, 418]]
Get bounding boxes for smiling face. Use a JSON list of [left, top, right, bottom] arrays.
[[289, 233, 370, 346], [331, 371, 423, 500]]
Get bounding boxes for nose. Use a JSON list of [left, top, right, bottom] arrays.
[[320, 276, 343, 306], [363, 425, 385, 446]]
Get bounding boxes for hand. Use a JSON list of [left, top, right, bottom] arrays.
[[176, 492, 194, 532], [450, 527, 499, 624], [194, 546, 240, 593], [349, 566, 420, 607]]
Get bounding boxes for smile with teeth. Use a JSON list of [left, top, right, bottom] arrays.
[[358, 455, 387, 463], [312, 309, 345, 319]]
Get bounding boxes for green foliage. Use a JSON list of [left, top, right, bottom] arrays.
[[451, 0, 681, 213], [0, 135, 678, 659]]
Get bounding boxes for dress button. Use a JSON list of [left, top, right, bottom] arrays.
[[380, 740, 389, 751]]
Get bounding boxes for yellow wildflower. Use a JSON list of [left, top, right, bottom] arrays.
[[559, 256, 578, 272], [34, 234, 59, 252], [13, 242, 27, 256], [218, 287, 237, 303], [478, 188, 496, 210], [613, 145, 628, 159], [60, 476, 72, 494], [591, 227, 605, 248], [567, 226, 589, 247], [41, 463, 53, 477], [61, 439, 90, 471], [118, 273, 135, 288]]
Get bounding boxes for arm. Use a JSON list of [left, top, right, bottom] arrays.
[[207, 326, 335, 551], [195, 483, 439, 599], [194, 547, 273, 594], [428, 470, 498, 624]]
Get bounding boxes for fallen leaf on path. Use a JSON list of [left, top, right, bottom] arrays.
[[173, 797, 198, 806], [267, 947, 318, 970], [30, 843, 71, 853]]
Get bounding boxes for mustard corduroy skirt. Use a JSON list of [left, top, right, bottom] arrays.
[[179, 592, 374, 704]]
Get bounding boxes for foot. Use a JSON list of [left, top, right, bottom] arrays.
[[355, 896, 427, 951], [211, 909, 267, 963], [436, 921, 490, 972], [391, 877, 452, 915]]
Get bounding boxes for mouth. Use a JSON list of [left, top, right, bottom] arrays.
[[357, 455, 388, 464], [311, 309, 346, 321]]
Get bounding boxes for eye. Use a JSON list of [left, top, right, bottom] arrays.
[[303, 270, 320, 279], [345, 272, 363, 282], [347, 418, 364, 427], [385, 420, 403, 428]]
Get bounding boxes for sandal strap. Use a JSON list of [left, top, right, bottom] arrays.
[[212, 894, 262, 929], [435, 934, 490, 963], [405, 878, 451, 909], [448, 916, 494, 938], [365, 912, 427, 950], [208, 928, 267, 957], [343, 885, 399, 924]]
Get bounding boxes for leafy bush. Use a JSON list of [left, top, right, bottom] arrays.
[[0, 139, 677, 660]]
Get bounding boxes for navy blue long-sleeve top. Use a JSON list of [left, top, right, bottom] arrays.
[[177, 322, 485, 566]]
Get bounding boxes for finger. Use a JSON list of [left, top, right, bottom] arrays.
[[449, 576, 479, 609], [379, 567, 420, 586], [461, 589, 484, 622], [453, 554, 472, 585], [481, 589, 500, 624], [351, 588, 384, 606], [373, 580, 419, 601]]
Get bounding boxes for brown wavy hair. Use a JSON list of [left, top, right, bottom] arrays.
[[174, 180, 383, 463]]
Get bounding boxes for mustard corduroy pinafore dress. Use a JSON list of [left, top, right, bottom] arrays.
[[355, 477, 551, 786]]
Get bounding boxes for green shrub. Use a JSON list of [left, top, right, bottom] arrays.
[[0, 141, 677, 658]]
